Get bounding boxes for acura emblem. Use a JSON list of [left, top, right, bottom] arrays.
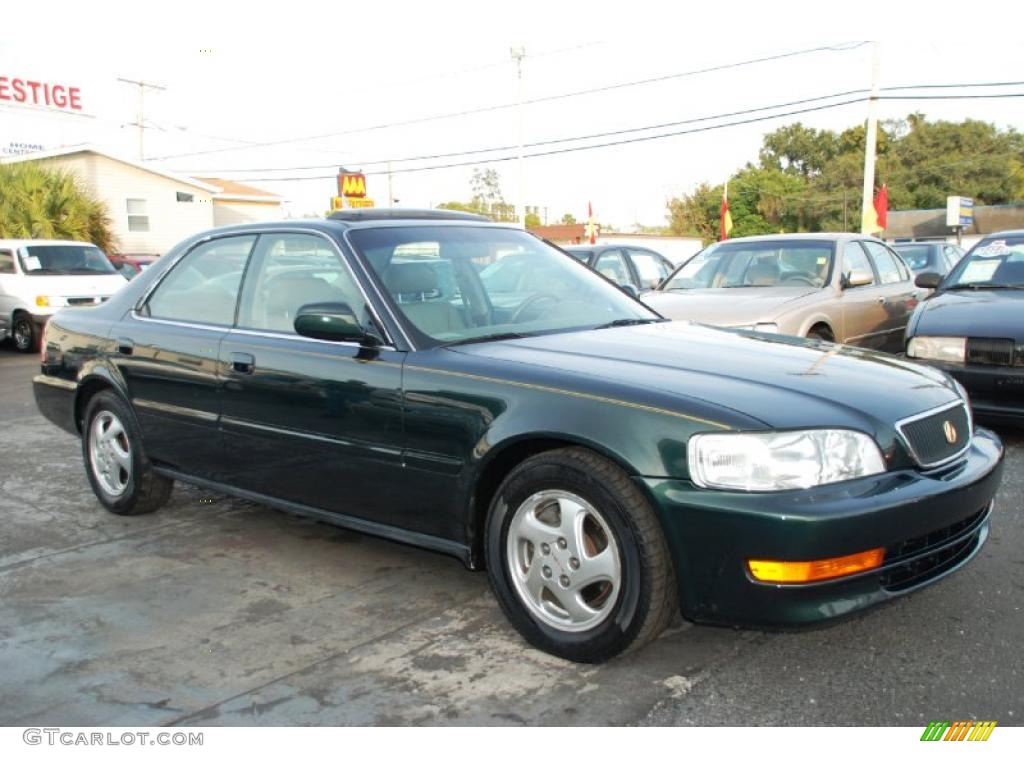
[[943, 421, 958, 444]]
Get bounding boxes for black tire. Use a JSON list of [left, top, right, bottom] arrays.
[[13, 313, 39, 353], [485, 447, 678, 663], [82, 390, 173, 516], [807, 324, 835, 343]]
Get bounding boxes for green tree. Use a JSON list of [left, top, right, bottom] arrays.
[[0, 162, 116, 252], [560, 212, 577, 225], [437, 167, 517, 221], [525, 211, 541, 228]]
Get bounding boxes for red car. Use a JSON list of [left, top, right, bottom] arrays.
[[106, 252, 159, 278]]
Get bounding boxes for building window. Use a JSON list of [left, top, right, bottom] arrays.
[[127, 198, 149, 232], [176, 191, 194, 203]]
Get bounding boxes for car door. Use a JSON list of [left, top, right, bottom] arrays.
[[837, 241, 889, 349], [114, 234, 256, 476], [592, 248, 638, 292], [217, 230, 409, 529], [626, 248, 672, 291], [861, 240, 917, 352]]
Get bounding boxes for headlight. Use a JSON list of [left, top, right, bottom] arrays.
[[35, 296, 67, 308], [688, 429, 886, 491], [906, 336, 966, 363]]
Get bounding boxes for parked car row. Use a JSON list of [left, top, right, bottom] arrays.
[[31, 210, 1006, 663]]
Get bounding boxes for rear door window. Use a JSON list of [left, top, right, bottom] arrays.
[[145, 235, 256, 326], [862, 241, 904, 284]]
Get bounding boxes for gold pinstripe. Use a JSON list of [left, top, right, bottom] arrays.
[[402, 364, 731, 430]]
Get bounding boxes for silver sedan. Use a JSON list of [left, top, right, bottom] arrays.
[[642, 233, 924, 352]]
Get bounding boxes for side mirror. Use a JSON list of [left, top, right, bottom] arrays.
[[619, 283, 639, 298], [842, 269, 874, 289], [914, 272, 942, 290], [294, 302, 379, 346]]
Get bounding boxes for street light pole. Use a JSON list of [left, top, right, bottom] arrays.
[[859, 42, 881, 234], [511, 46, 526, 229]]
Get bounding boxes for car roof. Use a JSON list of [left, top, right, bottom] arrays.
[[198, 212, 519, 240], [718, 232, 866, 244], [983, 229, 1024, 238]]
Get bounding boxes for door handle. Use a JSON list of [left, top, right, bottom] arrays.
[[230, 352, 255, 374], [117, 337, 134, 355]]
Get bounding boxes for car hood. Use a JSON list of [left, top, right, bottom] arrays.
[[642, 287, 819, 324], [456, 321, 960, 434], [915, 289, 1024, 340]]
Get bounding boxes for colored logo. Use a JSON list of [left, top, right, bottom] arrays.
[[943, 420, 958, 444], [920, 721, 996, 741], [339, 173, 367, 198]]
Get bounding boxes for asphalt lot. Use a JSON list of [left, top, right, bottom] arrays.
[[0, 344, 1021, 726]]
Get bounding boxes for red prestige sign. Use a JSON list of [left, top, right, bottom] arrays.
[[0, 76, 82, 111]]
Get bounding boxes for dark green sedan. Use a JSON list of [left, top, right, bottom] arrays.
[[33, 210, 1004, 662]]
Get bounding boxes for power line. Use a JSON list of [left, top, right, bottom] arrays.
[[178, 81, 1024, 175], [147, 41, 870, 161], [227, 91, 1024, 182]]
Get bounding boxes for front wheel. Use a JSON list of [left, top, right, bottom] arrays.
[[485, 447, 678, 663], [82, 391, 173, 516], [12, 313, 38, 353]]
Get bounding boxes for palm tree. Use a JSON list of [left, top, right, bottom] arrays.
[[0, 162, 117, 252]]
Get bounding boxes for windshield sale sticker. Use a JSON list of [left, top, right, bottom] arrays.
[[974, 241, 1011, 258], [960, 260, 999, 283], [22, 256, 41, 271]]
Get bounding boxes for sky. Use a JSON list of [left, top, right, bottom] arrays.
[[2, 1, 1023, 229]]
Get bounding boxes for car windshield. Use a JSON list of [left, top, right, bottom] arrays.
[[943, 236, 1024, 289], [892, 244, 936, 272], [20, 244, 117, 275], [660, 239, 834, 291], [348, 226, 660, 346]]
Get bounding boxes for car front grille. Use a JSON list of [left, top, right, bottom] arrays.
[[897, 402, 971, 468], [880, 505, 990, 592], [966, 337, 1016, 367]]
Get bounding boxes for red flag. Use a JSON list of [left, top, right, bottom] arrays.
[[584, 201, 598, 244], [873, 184, 888, 231], [719, 182, 733, 241]]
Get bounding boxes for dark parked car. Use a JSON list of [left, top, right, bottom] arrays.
[[906, 230, 1024, 426], [34, 210, 1003, 662], [563, 243, 674, 292], [892, 241, 964, 277]]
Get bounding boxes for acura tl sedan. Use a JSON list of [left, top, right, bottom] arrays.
[[906, 230, 1024, 426], [644, 233, 922, 351], [33, 211, 1003, 662]]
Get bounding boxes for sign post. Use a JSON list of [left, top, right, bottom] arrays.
[[946, 196, 974, 246], [331, 169, 374, 212]]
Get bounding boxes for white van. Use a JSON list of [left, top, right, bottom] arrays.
[[0, 239, 127, 352]]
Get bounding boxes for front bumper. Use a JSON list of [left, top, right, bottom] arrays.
[[641, 427, 1004, 627], [923, 360, 1024, 426]]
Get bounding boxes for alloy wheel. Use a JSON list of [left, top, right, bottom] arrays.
[[89, 410, 132, 497], [506, 489, 622, 633]]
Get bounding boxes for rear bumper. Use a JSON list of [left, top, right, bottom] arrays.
[[33, 374, 79, 435], [641, 427, 1004, 627]]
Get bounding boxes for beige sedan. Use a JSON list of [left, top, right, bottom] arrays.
[[642, 233, 923, 352]]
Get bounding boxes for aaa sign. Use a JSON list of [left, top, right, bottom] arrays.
[[338, 173, 367, 198]]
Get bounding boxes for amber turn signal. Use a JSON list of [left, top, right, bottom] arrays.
[[748, 547, 885, 584]]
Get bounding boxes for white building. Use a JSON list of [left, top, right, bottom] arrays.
[[1, 146, 282, 254]]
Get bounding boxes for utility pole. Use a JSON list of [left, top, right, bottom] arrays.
[[387, 161, 394, 208], [511, 46, 526, 229], [859, 43, 881, 234], [118, 77, 166, 160]]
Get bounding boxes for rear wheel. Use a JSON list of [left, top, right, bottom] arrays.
[[485, 447, 677, 663], [82, 391, 173, 516], [12, 313, 38, 353]]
